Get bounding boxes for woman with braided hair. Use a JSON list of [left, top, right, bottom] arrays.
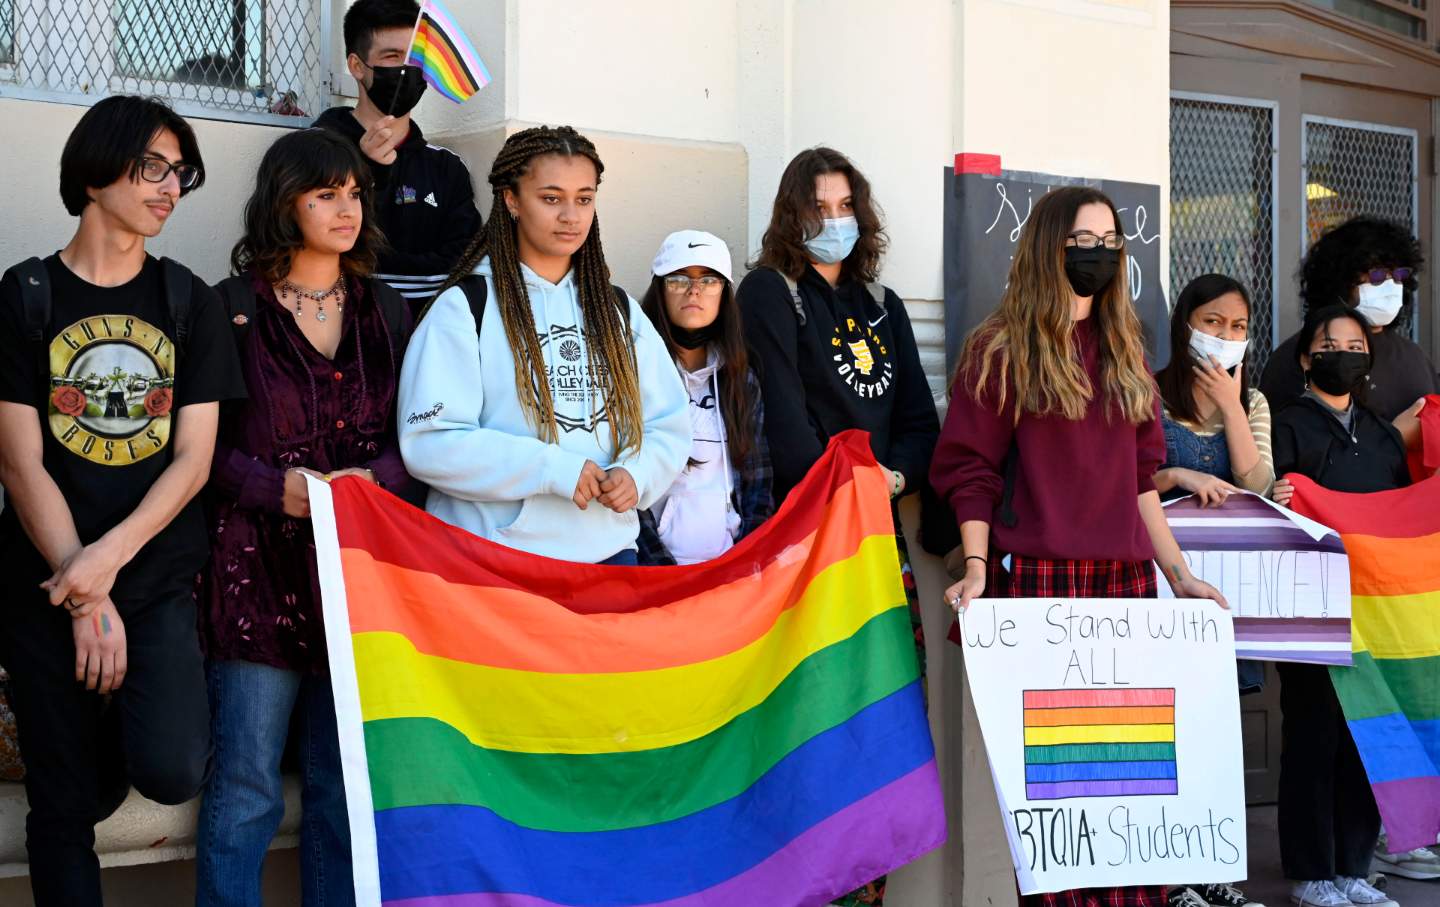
[[396, 125, 690, 564]]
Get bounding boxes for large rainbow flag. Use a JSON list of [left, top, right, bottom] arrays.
[[1289, 473, 1440, 853], [311, 430, 946, 906]]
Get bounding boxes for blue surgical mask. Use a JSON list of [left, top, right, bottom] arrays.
[[804, 216, 860, 264]]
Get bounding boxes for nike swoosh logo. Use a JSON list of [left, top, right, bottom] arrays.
[[868, 313, 888, 328], [687, 242, 708, 248]]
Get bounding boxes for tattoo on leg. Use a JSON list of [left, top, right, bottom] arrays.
[[100, 614, 112, 635], [93, 612, 101, 635]]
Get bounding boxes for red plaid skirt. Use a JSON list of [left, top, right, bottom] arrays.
[[992, 555, 1166, 907]]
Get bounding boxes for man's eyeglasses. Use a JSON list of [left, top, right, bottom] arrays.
[[138, 156, 201, 190], [663, 275, 726, 294], [1065, 231, 1125, 251], [1361, 267, 1413, 286]]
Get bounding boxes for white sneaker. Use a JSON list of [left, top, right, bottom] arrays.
[[1290, 881, 1353, 907], [1373, 839, 1440, 880], [1334, 876, 1396, 906]]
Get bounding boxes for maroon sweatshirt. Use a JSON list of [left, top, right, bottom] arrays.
[[929, 317, 1164, 562]]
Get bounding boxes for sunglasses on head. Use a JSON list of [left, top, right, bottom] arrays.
[[1362, 267, 1413, 286]]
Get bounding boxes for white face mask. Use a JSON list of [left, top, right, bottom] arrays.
[[1355, 279, 1404, 327], [1188, 327, 1249, 371]]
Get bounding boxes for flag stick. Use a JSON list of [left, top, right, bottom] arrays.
[[390, 3, 426, 115]]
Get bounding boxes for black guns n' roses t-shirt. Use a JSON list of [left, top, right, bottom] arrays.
[[0, 254, 245, 598]]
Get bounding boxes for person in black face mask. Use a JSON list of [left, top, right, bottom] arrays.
[[1269, 304, 1410, 907], [313, 0, 483, 314], [635, 230, 774, 566]]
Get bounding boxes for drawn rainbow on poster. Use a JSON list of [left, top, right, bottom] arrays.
[[1023, 689, 1178, 800]]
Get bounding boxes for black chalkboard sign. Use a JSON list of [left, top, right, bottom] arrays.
[[942, 167, 1172, 375]]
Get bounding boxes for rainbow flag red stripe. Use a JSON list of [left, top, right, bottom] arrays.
[[1289, 473, 1440, 853], [406, 0, 490, 103], [312, 431, 946, 906]]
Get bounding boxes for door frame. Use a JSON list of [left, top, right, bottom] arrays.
[[1171, 89, 1282, 355]]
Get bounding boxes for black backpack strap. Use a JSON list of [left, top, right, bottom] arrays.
[[368, 278, 409, 352], [780, 272, 807, 327], [8, 257, 49, 345], [160, 257, 193, 355], [6, 257, 51, 398], [215, 275, 257, 349], [997, 442, 1020, 529], [456, 274, 487, 337], [611, 284, 632, 330]]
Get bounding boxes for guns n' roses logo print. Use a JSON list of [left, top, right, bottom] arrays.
[[47, 315, 175, 466], [831, 315, 893, 399]]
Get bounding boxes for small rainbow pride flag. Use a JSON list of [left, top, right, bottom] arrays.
[[1023, 688, 1178, 800], [312, 431, 946, 906], [1290, 473, 1440, 853], [405, 0, 490, 103]]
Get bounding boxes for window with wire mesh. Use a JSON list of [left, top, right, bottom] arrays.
[[2, 0, 321, 120], [1303, 120, 1419, 337], [1170, 97, 1277, 371], [0, 0, 13, 66]]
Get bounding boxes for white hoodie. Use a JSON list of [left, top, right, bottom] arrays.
[[650, 349, 743, 565], [397, 257, 691, 562]]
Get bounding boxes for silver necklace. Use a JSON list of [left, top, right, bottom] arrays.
[[279, 276, 346, 323]]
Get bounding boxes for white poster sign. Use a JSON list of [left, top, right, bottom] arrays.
[[959, 598, 1247, 894]]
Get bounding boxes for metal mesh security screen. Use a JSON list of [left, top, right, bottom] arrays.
[[1303, 116, 1420, 336], [1, 0, 322, 123], [0, 0, 14, 65], [1170, 95, 1278, 370]]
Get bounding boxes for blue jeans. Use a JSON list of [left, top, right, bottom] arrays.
[[196, 661, 353, 907]]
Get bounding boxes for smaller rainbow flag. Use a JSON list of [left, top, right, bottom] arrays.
[[406, 0, 490, 103], [1023, 688, 1178, 800]]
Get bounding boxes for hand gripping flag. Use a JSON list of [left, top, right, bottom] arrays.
[[405, 0, 491, 103], [311, 430, 947, 906], [1289, 472, 1440, 853]]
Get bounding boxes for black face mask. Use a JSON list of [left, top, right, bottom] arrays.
[[1064, 246, 1120, 298], [365, 64, 427, 117], [670, 321, 721, 351], [1307, 350, 1371, 396]]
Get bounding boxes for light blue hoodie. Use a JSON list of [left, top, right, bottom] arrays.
[[397, 257, 691, 562]]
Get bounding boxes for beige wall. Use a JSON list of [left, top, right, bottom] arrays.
[[439, 121, 749, 298]]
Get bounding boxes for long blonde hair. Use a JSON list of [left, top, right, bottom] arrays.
[[961, 186, 1155, 424]]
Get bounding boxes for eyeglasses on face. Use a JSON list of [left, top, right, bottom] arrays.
[[137, 156, 201, 190], [1361, 267, 1413, 286], [663, 275, 726, 294], [1065, 231, 1125, 251]]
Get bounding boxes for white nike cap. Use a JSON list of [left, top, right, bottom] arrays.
[[651, 230, 732, 283]]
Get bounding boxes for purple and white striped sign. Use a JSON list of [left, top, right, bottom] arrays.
[[1160, 493, 1351, 666]]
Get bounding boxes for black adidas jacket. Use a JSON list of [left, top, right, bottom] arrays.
[[315, 107, 483, 305]]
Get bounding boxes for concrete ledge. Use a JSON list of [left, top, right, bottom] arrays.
[[0, 778, 301, 878]]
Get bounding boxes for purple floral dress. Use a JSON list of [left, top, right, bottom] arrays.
[[199, 272, 411, 674]]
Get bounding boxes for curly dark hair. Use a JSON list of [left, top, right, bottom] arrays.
[[230, 128, 385, 283], [1155, 273, 1253, 423], [1298, 216, 1424, 320], [752, 147, 887, 283]]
